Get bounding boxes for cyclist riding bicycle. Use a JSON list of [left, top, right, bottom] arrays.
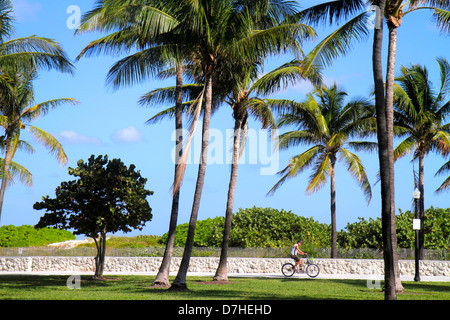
[[290, 240, 307, 270]]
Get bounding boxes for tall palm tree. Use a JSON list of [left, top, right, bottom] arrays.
[[299, 0, 450, 298], [370, 0, 400, 299], [211, 58, 322, 281], [77, 0, 191, 288], [393, 58, 450, 257], [268, 84, 375, 258], [0, 0, 75, 223], [165, 0, 317, 291], [0, 70, 78, 224]]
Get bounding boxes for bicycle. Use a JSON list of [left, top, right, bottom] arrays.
[[281, 256, 320, 278]]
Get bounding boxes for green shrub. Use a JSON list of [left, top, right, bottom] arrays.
[[159, 217, 225, 247], [160, 207, 330, 248], [0, 225, 75, 247], [230, 207, 330, 248], [337, 207, 450, 249]]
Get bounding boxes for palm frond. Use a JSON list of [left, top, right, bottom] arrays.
[[106, 44, 181, 88], [435, 175, 450, 193], [306, 152, 330, 194], [0, 36, 75, 74], [251, 59, 322, 96], [277, 130, 318, 151], [432, 7, 450, 33], [138, 84, 203, 108], [0, 159, 33, 187], [267, 145, 321, 196], [338, 148, 371, 203], [27, 126, 68, 166], [304, 11, 370, 68], [393, 136, 418, 161], [172, 86, 205, 194], [346, 141, 378, 152], [21, 98, 79, 122], [294, 0, 366, 26]]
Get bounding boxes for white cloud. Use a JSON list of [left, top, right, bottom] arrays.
[[57, 130, 102, 145], [111, 126, 144, 143]]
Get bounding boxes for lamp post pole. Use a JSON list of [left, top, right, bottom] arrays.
[[413, 188, 421, 282]]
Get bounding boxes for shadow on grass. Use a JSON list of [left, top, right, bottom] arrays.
[[0, 275, 447, 300]]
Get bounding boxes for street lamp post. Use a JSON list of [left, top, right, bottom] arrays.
[[413, 188, 421, 282]]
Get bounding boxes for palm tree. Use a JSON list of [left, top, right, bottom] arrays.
[[0, 0, 75, 223], [392, 58, 450, 258], [77, 0, 192, 287], [0, 70, 78, 224], [165, 0, 317, 291], [0, 1, 74, 74], [298, 0, 450, 298], [211, 58, 322, 281], [268, 84, 375, 258], [370, 0, 399, 300]]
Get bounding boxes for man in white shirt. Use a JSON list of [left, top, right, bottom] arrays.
[[290, 240, 307, 270]]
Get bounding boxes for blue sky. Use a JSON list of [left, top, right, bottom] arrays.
[[4, 0, 449, 238]]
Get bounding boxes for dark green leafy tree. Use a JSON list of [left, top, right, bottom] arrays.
[[34, 155, 153, 279]]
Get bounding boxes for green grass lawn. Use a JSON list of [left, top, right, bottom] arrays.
[[0, 275, 448, 300]]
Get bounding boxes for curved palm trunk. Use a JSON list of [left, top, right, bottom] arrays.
[[385, 23, 404, 293], [330, 157, 337, 258], [372, 2, 396, 300], [0, 135, 14, 225], [152, 65, 184, 287], [214, 118, 243, 281], [170, 70, 213, 291]]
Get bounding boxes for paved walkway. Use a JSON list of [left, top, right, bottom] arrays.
[[1, 271, 449, 282]]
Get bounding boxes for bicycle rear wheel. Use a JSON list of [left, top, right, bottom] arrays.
[[306, 264, 320, 278], [281, 263, 295, 277]]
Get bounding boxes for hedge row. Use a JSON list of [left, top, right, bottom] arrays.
[[160, 206, 450, 249], [0, 225, 75, 247]]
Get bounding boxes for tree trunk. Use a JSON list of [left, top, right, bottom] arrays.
[[0, 135, 13, 225], [371, 2, 397, 300], [385, 23, 404, 293], [330, 156, 338, 259], [418, 152, 425, 259], [170, 70, 213, 291], [214, 118, 243, 281], [93, 230, 107, 280], [152, 65, 184, 287]]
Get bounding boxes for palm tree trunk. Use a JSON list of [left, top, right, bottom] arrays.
[[0, 136, 13, 225], [418, 152, 425, 259], [170, 69, 213, 291], [385, 23, 404, 293], [372, 1, 397, 300], [330, 156, 338, 259], [152, 64, 184, 287], [214, 118, 243, 281]]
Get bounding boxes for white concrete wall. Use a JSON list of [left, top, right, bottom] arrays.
[[1, 256, 449, 276]]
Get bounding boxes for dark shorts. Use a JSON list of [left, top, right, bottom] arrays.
[[290, 254, 300, 262]]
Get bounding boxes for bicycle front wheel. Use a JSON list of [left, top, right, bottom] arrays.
[[281, 263, 295, 277], [306, 264, 320, 278]]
